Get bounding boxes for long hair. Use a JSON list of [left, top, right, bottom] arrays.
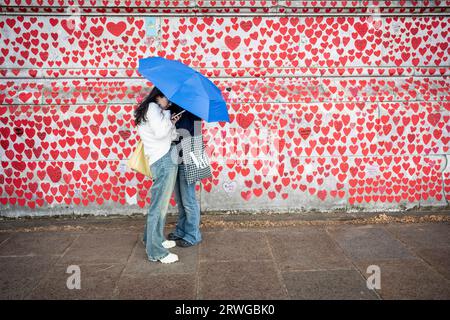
[[134, 86, 166, 126]]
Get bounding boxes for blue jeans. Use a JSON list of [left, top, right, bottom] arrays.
[[143, 145, 178, 261], [172, 164, 202, 245]]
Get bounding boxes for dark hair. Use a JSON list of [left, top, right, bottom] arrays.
[[134, 86, 166, 126]]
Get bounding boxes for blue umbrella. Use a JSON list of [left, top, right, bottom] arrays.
[[138, 56, 230, 122]]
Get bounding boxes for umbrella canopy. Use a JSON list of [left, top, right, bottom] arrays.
[[138, 56, 230, 122]]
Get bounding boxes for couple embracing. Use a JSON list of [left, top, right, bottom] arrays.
[[134, 86, 203, 264]]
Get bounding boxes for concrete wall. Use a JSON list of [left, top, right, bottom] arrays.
[[0, 1, 449, 217]]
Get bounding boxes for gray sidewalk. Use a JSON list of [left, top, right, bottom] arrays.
[[0, 214, 449, 300]]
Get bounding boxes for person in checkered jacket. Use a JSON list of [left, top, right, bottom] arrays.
[[167, 103, 203, 248]]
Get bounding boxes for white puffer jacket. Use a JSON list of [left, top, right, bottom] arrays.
[[137, 102, 178, 166]]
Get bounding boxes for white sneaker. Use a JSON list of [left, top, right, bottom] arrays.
[[162, 240, 176, 249], [159, 253, 179, 264]]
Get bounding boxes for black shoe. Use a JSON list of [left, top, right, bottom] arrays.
[[167, 232, 182, 241], [176, 239, 194, 247]]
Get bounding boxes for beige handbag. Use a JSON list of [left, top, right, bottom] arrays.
[[127, 140, 152, 178]]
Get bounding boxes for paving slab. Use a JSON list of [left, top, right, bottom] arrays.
[[0, 232, 77, 257], [122, 240, 199, 275], [385, 223, 450, 249], [267, 227, 353, 271], [199, 230, 272, 261], [26, 264, 125, 300], [0, 233, 11, 246], [354, 258, 450, 300], [327, 225, 416, 262], [198, 261, 289, 300], [115, 274, 196, 300], [1, 217, 449, 300], [0, 256, 58, 299], [412, 247, 450, 280], [281, 269, 380, 300], [58, 232, 137, 265]]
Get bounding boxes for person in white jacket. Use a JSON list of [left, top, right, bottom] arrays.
[[134, 86, 182, 264]]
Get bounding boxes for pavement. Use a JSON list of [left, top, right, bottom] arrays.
[[0, 214, 449, 300]]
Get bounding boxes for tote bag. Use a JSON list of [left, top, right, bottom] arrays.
[[127, 140, 152, 178], [180, 135, 212, 184]]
